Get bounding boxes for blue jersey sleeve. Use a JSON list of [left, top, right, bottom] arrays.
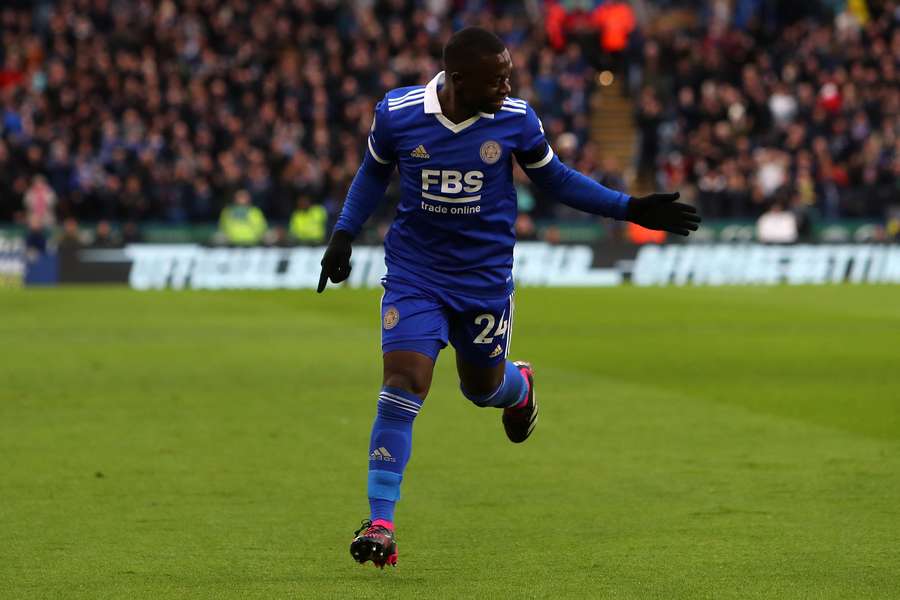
[[367, 98, 396, 166], [333, 98, 396, 237], [516, 104, 549, 162], [515, 105, 630, 220]]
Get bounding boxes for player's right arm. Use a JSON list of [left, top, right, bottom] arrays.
[[318, 98, 397, 293], [515, 105, 700, 236]]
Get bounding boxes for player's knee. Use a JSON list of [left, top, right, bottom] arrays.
[[383, 371, 430, 400], [383, 351, 434, 399], [459, 373, 504, 407]]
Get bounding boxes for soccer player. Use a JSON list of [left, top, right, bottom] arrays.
[[318, 27, 700, 568]]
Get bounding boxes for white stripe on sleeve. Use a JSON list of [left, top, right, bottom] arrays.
[[524, 146, 554, 169], [368, 137, 391, 164], [388, 89, 425, 104]]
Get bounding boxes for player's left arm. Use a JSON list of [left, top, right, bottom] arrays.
[[514, 107, 701, 236]]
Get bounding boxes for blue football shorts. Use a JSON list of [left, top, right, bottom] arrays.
[[380, 277, 515, 367]]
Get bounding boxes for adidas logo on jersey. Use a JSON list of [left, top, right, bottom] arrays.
[[489, 345, 503, 358], [370, 447, 396, 462], [410, 145, 430, 159]]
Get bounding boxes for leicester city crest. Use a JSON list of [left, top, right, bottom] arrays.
[[480, 140, 501, 165], [383, 306, 400, 330]]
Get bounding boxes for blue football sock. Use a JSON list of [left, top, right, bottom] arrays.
[[461, 360, 527, 409], [367, 386, 423, 523]]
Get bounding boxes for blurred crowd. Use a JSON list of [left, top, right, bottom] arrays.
[[0, 0, 607, 246], [2, 0, 897, 249], [636, 1, 900, 227]]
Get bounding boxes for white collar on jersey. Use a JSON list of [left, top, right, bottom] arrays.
[[424, 71, 495, 134]]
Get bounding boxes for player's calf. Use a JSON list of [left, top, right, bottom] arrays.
[[502, 361, 537, 443], [460, 360, 528, 409], [460, 359, 538, 443], [367, 386, 423, 526]]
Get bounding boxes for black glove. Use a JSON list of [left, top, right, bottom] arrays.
[[625, 192, 701, 236], [317, 229, 353, 293]]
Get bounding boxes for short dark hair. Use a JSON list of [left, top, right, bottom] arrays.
[[443, 27, 506, 73]]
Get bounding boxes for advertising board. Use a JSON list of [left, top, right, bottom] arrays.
[[59, 243, 900, 290]]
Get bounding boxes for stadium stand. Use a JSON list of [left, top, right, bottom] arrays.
[[0, 0, 897, 245], [0, 0, 603, 242], [636, 1, 899, 223]]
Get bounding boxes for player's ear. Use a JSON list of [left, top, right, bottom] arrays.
[[448, 71, 463, 87]]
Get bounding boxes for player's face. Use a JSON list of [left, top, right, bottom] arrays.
[[460, 49, 513, 114]]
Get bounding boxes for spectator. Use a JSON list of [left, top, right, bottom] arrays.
[[0, 0, 602, 234], [756, 202, 798, 244], [289, 195, 327, 244], [627, 221, 667, 245], [635, 87, 663, 178], [888, 211, 900, 242], [643, 3, 898, 220], [219, 190, 267, 246], [592, 1, 636, 58], [23, 175, 56, 230], [24, 214, 47, 258], [56, 217, 85, 254], [8, 0, 892, 234], [543, 225, 562, 245], [91, 220, 121, 248], [515, 213, 538, 241]]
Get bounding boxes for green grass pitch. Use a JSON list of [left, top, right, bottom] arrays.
[[2, 285, 899, 599]]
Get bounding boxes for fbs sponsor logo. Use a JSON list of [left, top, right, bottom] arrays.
[[370, 447, 396, 462], [489, 344, 503, 358], [410, 144, 430, 159]]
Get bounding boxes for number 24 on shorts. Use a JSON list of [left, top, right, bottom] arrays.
[[473, 312, 508, 344]]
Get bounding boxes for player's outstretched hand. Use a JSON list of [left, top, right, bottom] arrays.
[[317, 230, 353, 293], [625, 192, 702, 236]]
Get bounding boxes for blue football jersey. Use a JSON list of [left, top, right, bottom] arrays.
[[366, 71, 553, 298]]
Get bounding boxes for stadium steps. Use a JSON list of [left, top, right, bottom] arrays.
[[590, 77, 650, 195]]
